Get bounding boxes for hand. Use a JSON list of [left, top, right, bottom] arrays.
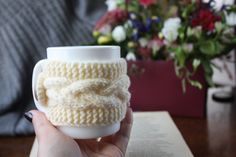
[[30, 108, 133, 157]]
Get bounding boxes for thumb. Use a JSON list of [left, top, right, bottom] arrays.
[[30, 110, 59, 142]]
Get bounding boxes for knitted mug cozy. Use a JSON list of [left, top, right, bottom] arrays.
[[36, 58, 131, 127]]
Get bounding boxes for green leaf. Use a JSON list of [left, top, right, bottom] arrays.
[[174, 61, 181, 77], [182, 79, 186, 93], [202, 61, 213, 76], [175, 48, 186, 67], [178, 27, 185, 41], [230, 37, 236, 43], [202, 61, 214, 86], [192, 59, 201, 72], [189, 80, 203, 89], [214, 42, 225, 55], [205, 74, 214, 87], [199, 40, 217, 56], [215, 22, 223, 34]]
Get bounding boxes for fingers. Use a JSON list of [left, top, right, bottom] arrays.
[[122, 107, 133, 126], [30, 110, 59, 142], [100, 135, 113, 143], [112, 107, 133, 155]]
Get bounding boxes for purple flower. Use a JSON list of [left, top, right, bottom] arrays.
[[145, 17, 160, 32], [132, 19, 147, 32], [132, 30, 140, 41], [145, 18, 152, 32]]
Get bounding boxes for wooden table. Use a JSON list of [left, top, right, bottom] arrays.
[[174, 88, 236, 157], [0, 88, 236, 157]]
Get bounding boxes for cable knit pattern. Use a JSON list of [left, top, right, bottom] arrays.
[[36, 58, 130, 126]]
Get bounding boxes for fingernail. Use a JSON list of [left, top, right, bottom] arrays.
[[24, 112, 33, 123]]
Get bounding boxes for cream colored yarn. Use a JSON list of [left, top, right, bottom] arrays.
[[36, 58, 130, 127]]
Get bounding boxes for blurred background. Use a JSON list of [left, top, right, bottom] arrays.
[[0, 0, 236, 157]]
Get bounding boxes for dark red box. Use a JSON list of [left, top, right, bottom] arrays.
[[128, 60, 207, 117]]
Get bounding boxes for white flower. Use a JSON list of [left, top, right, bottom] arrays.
[[211, 1, 224, 11], [124, 20, 133, 29], [204, 0, 235, 11], [99, 24, 112, 35], [169, 52, 175, 58], [105, 0, 117, 11], [112, 26, 126, 43], [139, 38, 148, 47], [215, 22, 223, 32], [225, 12, 236, 26], [224, 0, 235, 5], [187, 26, 202, 38], [182, 43, 194, 53], [202, 0, 210, 3], [148, 39, 164, 52], [161, 17, 181, 43], [130, 13, 137, 20], [126, 52, 136, 61], [149, 42, 160, 52]]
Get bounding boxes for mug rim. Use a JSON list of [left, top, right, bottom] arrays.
[[46, 45, 120, 61], [47, 45, 120, 51]]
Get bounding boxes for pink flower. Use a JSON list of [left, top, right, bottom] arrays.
[[139, 0, 156, 7], [95, 9, 128, 30], [148, 37, 164, 52]]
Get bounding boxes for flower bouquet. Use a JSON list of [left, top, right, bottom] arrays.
[[93, 0, 236, 91]]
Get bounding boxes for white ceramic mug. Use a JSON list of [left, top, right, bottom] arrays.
[[32, 46, 121, 139]]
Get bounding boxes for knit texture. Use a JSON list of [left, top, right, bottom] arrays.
[[36, 58, 130, 126]]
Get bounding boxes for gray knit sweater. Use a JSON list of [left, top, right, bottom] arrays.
[[0, 0, 106, 135]]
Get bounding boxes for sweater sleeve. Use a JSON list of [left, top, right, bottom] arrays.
[[0, 0, 106, 135]]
